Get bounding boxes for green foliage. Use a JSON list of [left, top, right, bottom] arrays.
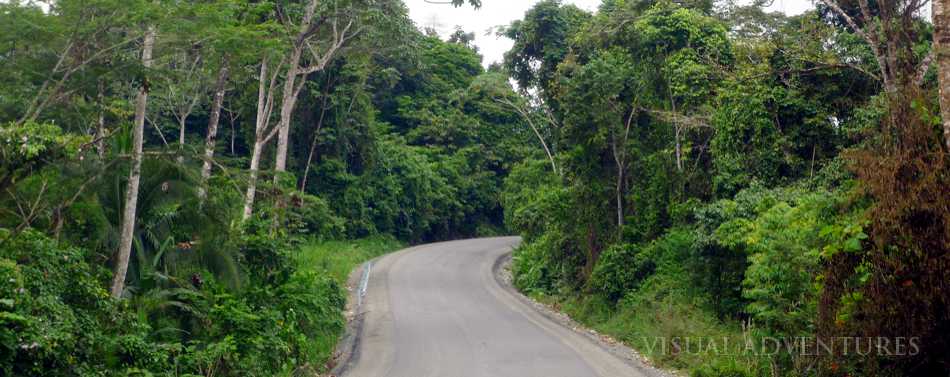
[[503, 0, 591, 98], [0, 229, 167, 375], [294, 236, 404, 283], [511, 232, 567, 295], [588, 243, 655, 301], [1, 0, 942, 374], [691, 360, 753, 377], [0, 122, 87, 195], [711, 81, 784, 196], [286, 193, 346, 240], [501, 159, 565, 240], [739, 192, 835, 338], [0, 226, 400, 376]]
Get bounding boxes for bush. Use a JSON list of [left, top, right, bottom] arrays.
[[589, 243, 655, 301], [287, 192, 345, 240], [238, 218, 296, 286], [0, 229, 170, 375], [691, 359, 753, 377], [500, 159, 564, 239], [511, 232, 561, 295]]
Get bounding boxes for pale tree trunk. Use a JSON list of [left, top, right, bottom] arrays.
[[669, 91, 683, 172], [611, 110, 636, 237], [228, 109, 238, 155], [178, 115, 187, 155], [273, 0, 318, 176], [674, 125, 683, 172], [935, 0, 950, 150], [615, 162, 624, 229], [273, 0, 357, 177], [243, 139, 264, 221], [273, 46, 304, 175], [243, 61, 270, 221], [174, 93, 200, 163], [95, 79, 107, 159], [198, 64, 229, 200], [611, 134, 625, 236], [242, 60, 281, 221], [111, 26, 155, 298]]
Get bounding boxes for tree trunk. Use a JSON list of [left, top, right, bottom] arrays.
[[111, 26, 155, 298], [273, 46, 303, 175], [273, 0, 324, 177], [611, 133, 625, 236], [243, 60, 275, 222], [95, 80, 107, 159], [199, 64, 229, 200], [243, 138, 264, 221], [674, 125, 683, 172], [229, 110, 237, 155], [496, 98, 559, 175], [178, 111, 187, 162], [935, 0, 950, 150], [615, 166, 624, 230]]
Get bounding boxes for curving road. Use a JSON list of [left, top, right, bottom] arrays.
[[337, 237, 663, 377]]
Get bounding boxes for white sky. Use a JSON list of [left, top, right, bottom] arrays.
[[406, 0, 815, 67]]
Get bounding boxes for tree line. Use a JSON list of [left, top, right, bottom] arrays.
[[1, 0, 521, 374], [1, 0, 948, 375], [501, 0, 948, 376]]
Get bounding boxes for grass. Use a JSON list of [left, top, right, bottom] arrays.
[[294, 235, 405, 284], [291, 235, 405, 373], [525, 275, 767, 376]]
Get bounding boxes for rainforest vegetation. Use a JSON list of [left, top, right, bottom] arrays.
[[0, 0, 947, 376], [502, 0, 949, 376]]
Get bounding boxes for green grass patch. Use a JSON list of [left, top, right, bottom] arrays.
[[535, 285, 767, 377], [291, 235, 405, 371], [294, 235, 405, 283]]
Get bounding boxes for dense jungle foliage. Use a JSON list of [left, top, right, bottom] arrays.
[[502, 0, 949, 376], [0, 0, 509, 375], [1, 0, 948, 375]]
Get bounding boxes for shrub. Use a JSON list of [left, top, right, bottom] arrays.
[[511, 232, 560, 295], [589, 243, 655, 301], [0, 229, 170, 375], [691, 359, 753, 377], [500, 159, 564, 241], [286, 192, 345, 240]]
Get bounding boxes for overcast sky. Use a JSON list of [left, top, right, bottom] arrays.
[[405, 0, 815, 67]]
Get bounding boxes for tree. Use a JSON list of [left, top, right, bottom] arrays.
[[502, 0, 590, 102], [272, 0, 376, 176], [111, 25, 156, 298], [242, 58, 282, 221], [560, 49, 639, 235], [199, 62, 229, 199]]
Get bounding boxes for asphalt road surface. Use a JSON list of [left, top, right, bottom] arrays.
[[338, 237, 662, 377]]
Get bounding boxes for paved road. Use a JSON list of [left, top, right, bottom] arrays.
[[339, 237, 661, 377]]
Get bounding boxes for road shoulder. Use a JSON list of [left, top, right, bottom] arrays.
[[491, 252, 678, 377]]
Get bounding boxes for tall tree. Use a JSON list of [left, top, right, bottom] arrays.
[[199, 62, 230, 199], [272, 0, 364, 177], [243, 58, 281, 221], [111, 26, 155, 298]]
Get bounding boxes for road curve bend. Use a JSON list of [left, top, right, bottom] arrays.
[[337, 237, 664, 377]]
